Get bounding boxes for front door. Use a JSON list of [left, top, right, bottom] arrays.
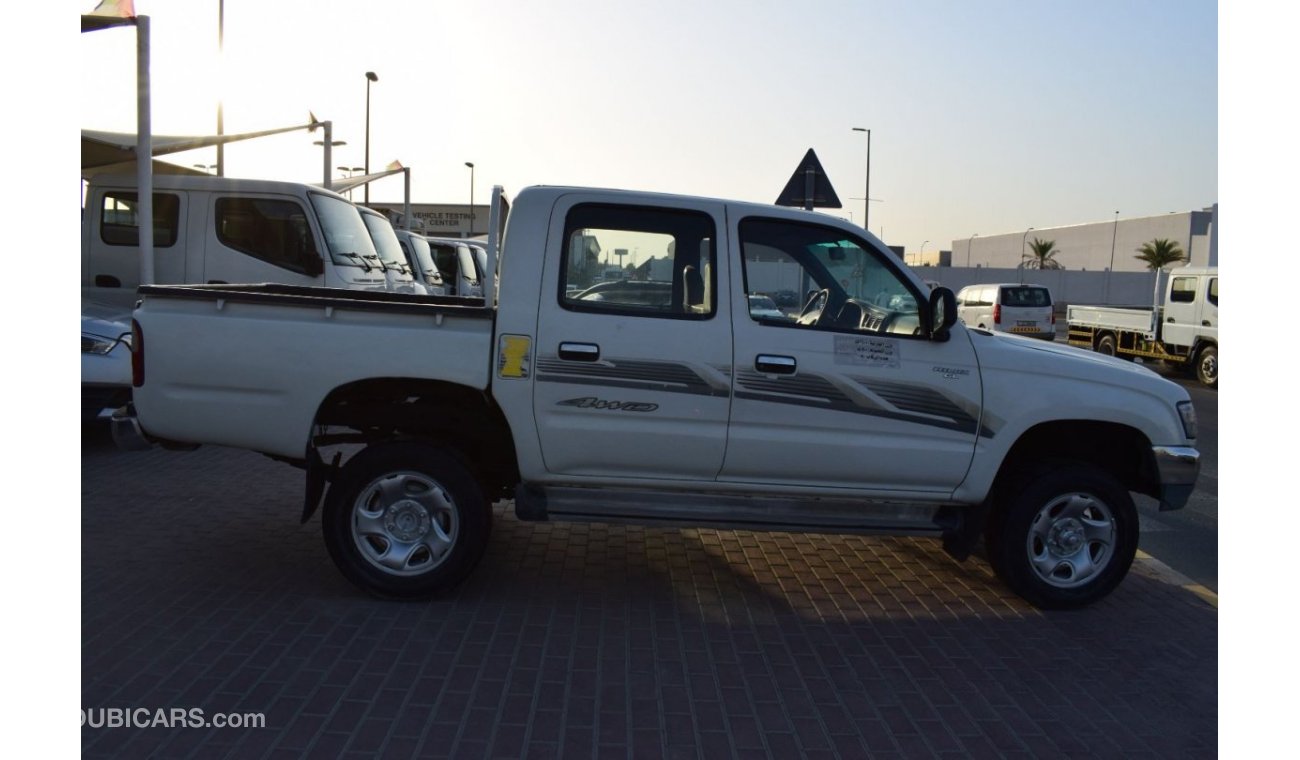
[[720, 214, 983, 495], [532, 195, 733, 480]]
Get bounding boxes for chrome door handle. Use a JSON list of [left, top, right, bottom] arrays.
[[558, 342, 601, 362], [755, 355, 797, 374]]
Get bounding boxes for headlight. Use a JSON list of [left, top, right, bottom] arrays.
[[1176, 400, 1197, 440], [82, 333, 117, 355], [82, 332, 129, 355]]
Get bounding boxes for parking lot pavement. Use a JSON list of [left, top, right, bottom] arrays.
[[83, 427, 1217, 759]]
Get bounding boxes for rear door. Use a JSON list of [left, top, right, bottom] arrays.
[[998, 285, 1053, 336], [531, 195, 732, 480], [86, 188, 188, 289], [721, 213, 982, 494]]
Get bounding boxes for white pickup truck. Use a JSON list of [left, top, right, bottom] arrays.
[[1067, 267, 1218, 387], [115, 186, 1200, 609]]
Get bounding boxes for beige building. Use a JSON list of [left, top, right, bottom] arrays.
[[952, 206, 1216, 272]]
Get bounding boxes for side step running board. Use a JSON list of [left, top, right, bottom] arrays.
[[514, 484, 957, 537]]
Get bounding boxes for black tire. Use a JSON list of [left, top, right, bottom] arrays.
[[322, 442, 490, 599], [1096, 333, 1134, 362], [1195, 344, 1217, 388], [985, 462, 1138, 609]]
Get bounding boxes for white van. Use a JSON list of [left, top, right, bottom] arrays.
[[425, 237, 484, 298], [955, 283, 1055, 340], [393, 230, 446, 296], [83, 174, 390, 308], [357, 206, 427, 295]]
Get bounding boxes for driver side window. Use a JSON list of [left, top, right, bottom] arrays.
[[738, 218, 920, 335]]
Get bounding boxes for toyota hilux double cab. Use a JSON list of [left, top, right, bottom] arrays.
[[115, 186, 1200, 609]]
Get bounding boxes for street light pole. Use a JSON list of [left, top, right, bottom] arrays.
[[364, 71, 378, 204], [1105, 210, 1119, 303], [216, 0, 224, 176], [1021, 227, 1034, 283], [852, 127, 871, 232], [313, 134, 346, 190], [967, 233, 977, 267], [464, 162, 475, 237]]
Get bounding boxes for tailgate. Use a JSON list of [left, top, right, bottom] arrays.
[[132, 286, 494, 458]]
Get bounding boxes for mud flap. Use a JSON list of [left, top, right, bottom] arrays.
[[941, 501, 990, 561], [301, 449, 342, 524]]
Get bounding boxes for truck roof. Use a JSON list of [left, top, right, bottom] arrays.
[[512, 185, 882, 235], [89, 173, 351, 202]]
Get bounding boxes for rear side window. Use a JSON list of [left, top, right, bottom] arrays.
[[1170, 277, 1197, 304], [1000, 286, 1051, 307], [1207, 278, 1217, 306], [215, 197, 318, 274], [560, 204, 716, 319], [100, 192, 181, 247]]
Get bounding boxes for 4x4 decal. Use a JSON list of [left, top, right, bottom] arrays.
[[557, 397, 659, 412]]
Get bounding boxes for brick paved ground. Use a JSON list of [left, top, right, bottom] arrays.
[[82, 426, 1217, 759]]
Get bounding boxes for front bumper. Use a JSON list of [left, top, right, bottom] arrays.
[[1152, 445, 1200, 510]]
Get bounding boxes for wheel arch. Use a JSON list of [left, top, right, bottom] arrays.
[[946, 419, 1158, 560], [991, 420, 1158, 502], [309, 377, 520, 507]]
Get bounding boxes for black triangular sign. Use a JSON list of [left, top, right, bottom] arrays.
[[775, 148, 843, 210]]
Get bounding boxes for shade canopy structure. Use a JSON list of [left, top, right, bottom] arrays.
[[81, 122, 322, 181]]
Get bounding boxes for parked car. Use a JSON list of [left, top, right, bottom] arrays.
[[82, 300, 133, 423], [747, 293, 788, 320], [770, 289, 800, 307], [955, 283, 1055, 340]]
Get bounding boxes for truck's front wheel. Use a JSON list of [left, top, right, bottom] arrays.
[[986, 463, 1138, 609], [1195, 345, 1217, 388], [322, 443, 490, 599]]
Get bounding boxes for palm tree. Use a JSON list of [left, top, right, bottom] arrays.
[[1134, 238, 1185, 270], [1022, 237, 1064, 270]]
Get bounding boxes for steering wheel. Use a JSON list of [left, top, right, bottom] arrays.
[[796, 289, 829, 326]]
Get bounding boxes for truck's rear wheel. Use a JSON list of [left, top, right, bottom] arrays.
[[323, 442, 490, 598], [1195, 345, 1217, 388], [986, 463, 1138, 609], [1095, 334, 1131, 361]]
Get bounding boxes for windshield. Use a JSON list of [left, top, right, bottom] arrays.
[[360, 213, 410, 274], [408, 235, 440, 283], [308, 193, 379, 268], [808, 239, 918, 313]]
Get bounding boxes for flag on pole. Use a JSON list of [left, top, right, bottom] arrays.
[[386, 160, 404, 171], [89, 0, 136, 17]]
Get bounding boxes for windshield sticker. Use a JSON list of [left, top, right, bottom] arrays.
[[834, 335, 899, 368]]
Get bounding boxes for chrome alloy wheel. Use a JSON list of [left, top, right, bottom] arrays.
[[1025, 492, 1116, 589], [351, 471, 459, 577]]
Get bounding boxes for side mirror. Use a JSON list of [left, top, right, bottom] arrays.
[[301, 254, 325, 278], [927, 287, 958, 342]]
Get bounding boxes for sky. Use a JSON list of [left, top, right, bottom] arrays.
[[77, 0, 1218, 256]]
